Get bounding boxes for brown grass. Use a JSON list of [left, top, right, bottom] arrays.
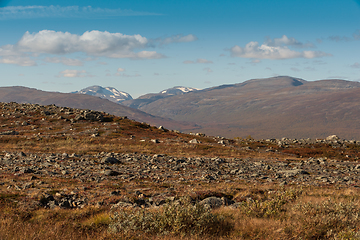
[[1, 185, 360, 239]]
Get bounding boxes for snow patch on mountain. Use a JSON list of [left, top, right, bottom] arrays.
[[160, 86, 199, 95], [73, 85, 132, 104]]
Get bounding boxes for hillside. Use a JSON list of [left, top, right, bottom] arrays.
[[122, 86, 199, 109], [0, 86, 198, 131], [131, 76, 360, 139]]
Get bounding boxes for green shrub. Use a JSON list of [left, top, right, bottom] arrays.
[[108, 197, 233, 237]]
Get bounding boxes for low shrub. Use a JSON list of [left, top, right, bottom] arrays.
[[334, 228, 360, 240], [108, 197, 233, 237], [293, 199, 360, 239], [239, 188, 302, 218]]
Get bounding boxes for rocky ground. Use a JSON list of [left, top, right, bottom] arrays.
[[1, 149, 360, 211], [2, 102, 360, 239]]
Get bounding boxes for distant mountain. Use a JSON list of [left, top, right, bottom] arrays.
[[0, 86, 199, 131], [160, 86, 199, 95], [122, 86, 199, 109], [73, 85, 132, 103], [124, 76, 360, 140]]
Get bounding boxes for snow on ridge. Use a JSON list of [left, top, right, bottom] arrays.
[[75, 85, 132, 104], [160, 86, 199, 95], [105, 87, 131, 98]]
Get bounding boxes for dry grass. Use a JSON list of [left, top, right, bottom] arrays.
[[1, 186, 360, 239]]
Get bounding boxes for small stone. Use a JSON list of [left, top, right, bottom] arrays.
[[101, 157, 120, 164], [102, 170, 120, 176], [199, 197, 223, 209], [189, 139, 200, 144]]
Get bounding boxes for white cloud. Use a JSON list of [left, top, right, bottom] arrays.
[[0, 30, 165, 66], [265, 35, 314, 48], [161, 34, 198, 45], [304, 67, 316, 71], [353, 30, 360, 40], [250, 59, 261, 64], [230, 36, 331, 60], [196, 58, 213, 64], [44, 57, 83, 66], [183, 58, 213, 64], [291, 67, 301, 72], [324, 30, 360, 42], [56, 69, 92, 78], [328, 35, 352, 42], [115, 73, 141, 77], [0, 44, 37, 66], [0, 5, 160, 20], [16, 30, 153, 57], [117, 68, 125, 72], [351, 62, 360, 68], [203, 67, 213, 73], [0, 56, 36, 66]]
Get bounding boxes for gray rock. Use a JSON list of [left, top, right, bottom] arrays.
[[326, 135, 340, 141], [101, 157, 120, 164], [199, 197, 223, 209], [189, 139, 200, 144], [102, 170, 120, 176], [0, 130, 19, 135], [277, 169, 309, 177]]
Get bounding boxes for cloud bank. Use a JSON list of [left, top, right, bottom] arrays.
[[230, 35, 331, 60], [0, 30, 167, 66], [0, 5, 160, 20]]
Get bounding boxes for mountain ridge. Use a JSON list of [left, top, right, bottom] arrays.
[[0, 86, 199, 131], [123, 76, 360, 139], [73, 85, 133, 104]]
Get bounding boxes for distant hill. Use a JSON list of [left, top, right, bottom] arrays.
[[0, 86, 199, 131], [72, 85, 132, 103], [122, 86, 199, 109], [126, 76, 360, 139]]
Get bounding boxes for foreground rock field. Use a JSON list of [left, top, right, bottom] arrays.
[[1, 102, 360, 239], [2, 150, 360, 211]]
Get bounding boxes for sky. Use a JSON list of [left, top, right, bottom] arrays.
[[1, 0, 360, 98]]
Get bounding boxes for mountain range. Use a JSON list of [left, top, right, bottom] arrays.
[[72, 85, 132, 104], [124, 76, 360, 139], [0, 86, 198, 131], [2, 76, 360, 139], [73, 85, 198, 108]]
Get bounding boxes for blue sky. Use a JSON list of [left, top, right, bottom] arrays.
[[1, 0, 360, 97]]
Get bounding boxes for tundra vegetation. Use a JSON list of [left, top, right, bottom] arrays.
[[1, 102, 360, 239]]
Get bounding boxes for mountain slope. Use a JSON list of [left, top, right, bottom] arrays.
[[0, 86, 198, 131], [130, 76, 360, 139], [73, 85, 132, 103], [122, 86, 198, 109]]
